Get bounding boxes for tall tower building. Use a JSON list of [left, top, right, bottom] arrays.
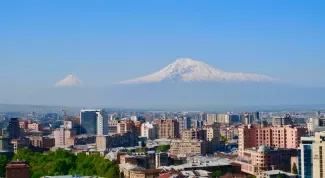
[[177, 117, 191, 136], [205, 126, 220, 154], [7, 118, 20, 140], [299, 132, 325, 178], [80, 109, 108, 135]]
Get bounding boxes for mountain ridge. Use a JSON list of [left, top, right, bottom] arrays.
[[120, 58, 276, 84], [55, 74, 83, 87]]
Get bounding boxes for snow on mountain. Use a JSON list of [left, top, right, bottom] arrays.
[[119, 58, 276, 84], [55, 74, 83, 87]]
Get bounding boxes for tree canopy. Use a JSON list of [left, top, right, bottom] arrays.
[[13, 148, 119, 178], [155, 145, 170, 152], [292, 163, 298, 174]]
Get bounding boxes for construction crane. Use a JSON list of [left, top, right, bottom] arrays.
[[62, 109, 68, 121]]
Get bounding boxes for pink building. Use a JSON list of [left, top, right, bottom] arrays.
[[238, 125, 306, 157], [235, 145, 297, 175], [54, 128, 76, 147]]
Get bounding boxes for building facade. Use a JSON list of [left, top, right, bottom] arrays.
[[205, 126, 220, 154], [238, 125, 307, 157], [6, 160, 30, 178], [299, 132, 325, 178], [154, 119, 180, 139], [272, 115, 293, 127], [7, 118, 20, 140], [182, 128, 207, 141], [170, 139, 207, 155], [80, 109, 108, 135], [236, 145, 297, 175], [141, 122, 158, 140]]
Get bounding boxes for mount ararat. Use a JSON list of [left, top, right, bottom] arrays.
[[17, 58, 325, 109]]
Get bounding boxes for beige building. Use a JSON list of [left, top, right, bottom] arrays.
[[154, 119, 180, 139], [235, 145, 297, 175], [299, 132, 325, 178], [119, 163, 161, 178], [182, 129, 206, 141], [117, 120, 135, 134], [206, 114, 217, 125], [96, 135, 109, 151], [205, 126, 220, 154], [170, 139, 207, 155]]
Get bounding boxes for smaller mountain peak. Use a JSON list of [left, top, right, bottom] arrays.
[[55, 74, 83, 87]]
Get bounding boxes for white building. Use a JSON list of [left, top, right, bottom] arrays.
[[131, 116, 138, 122], [306, 118, 319, 134], [299, 132, 325, 178], [206, 114, 217, 125], [141, 122, 158, 140]]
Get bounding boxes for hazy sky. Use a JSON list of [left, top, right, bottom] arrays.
[[1, 0, 325, 89]]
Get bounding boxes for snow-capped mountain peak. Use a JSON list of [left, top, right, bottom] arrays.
[[55, 74, 83, 87], [119, 58, 276, 84]]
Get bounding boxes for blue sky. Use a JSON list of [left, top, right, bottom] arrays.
[[1, 0, 325, 89]]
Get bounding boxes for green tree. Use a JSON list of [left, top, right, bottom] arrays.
[[247, 175, 256, 178], [155, 145, 170, 152], [212, 169, 224, 178], [292, 163, 298, 174], [277, 173, 284, 178], [0, 155, 8, 177], [13, 148, 120, 178], [135, 148, 146, 153]]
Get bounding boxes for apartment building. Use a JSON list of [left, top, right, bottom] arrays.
[[154, 119, 180, 139], [170, 139, 207, 155], [238, 125, 307, 156], [235, 145, 297, 175]]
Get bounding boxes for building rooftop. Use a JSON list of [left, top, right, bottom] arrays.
[[260, 170, 297, 176], [161, 157, 232, 170]]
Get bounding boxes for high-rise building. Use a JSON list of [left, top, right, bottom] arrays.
[[7, 118, 20, 140], [141, 122, 158, 140], [272, 115, 293, 127], [240, 113, 254, 125], [206, 114, 217, 125], [54, 128, 65, 147], [80, 109, 108, 135], [154, 119, 180, 139], [205, 126, 220, 154], [299, 132, 325, 178], [54, 128, 76, 147], [252, 111, 260, 122], [177, 117, 191, 136]]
